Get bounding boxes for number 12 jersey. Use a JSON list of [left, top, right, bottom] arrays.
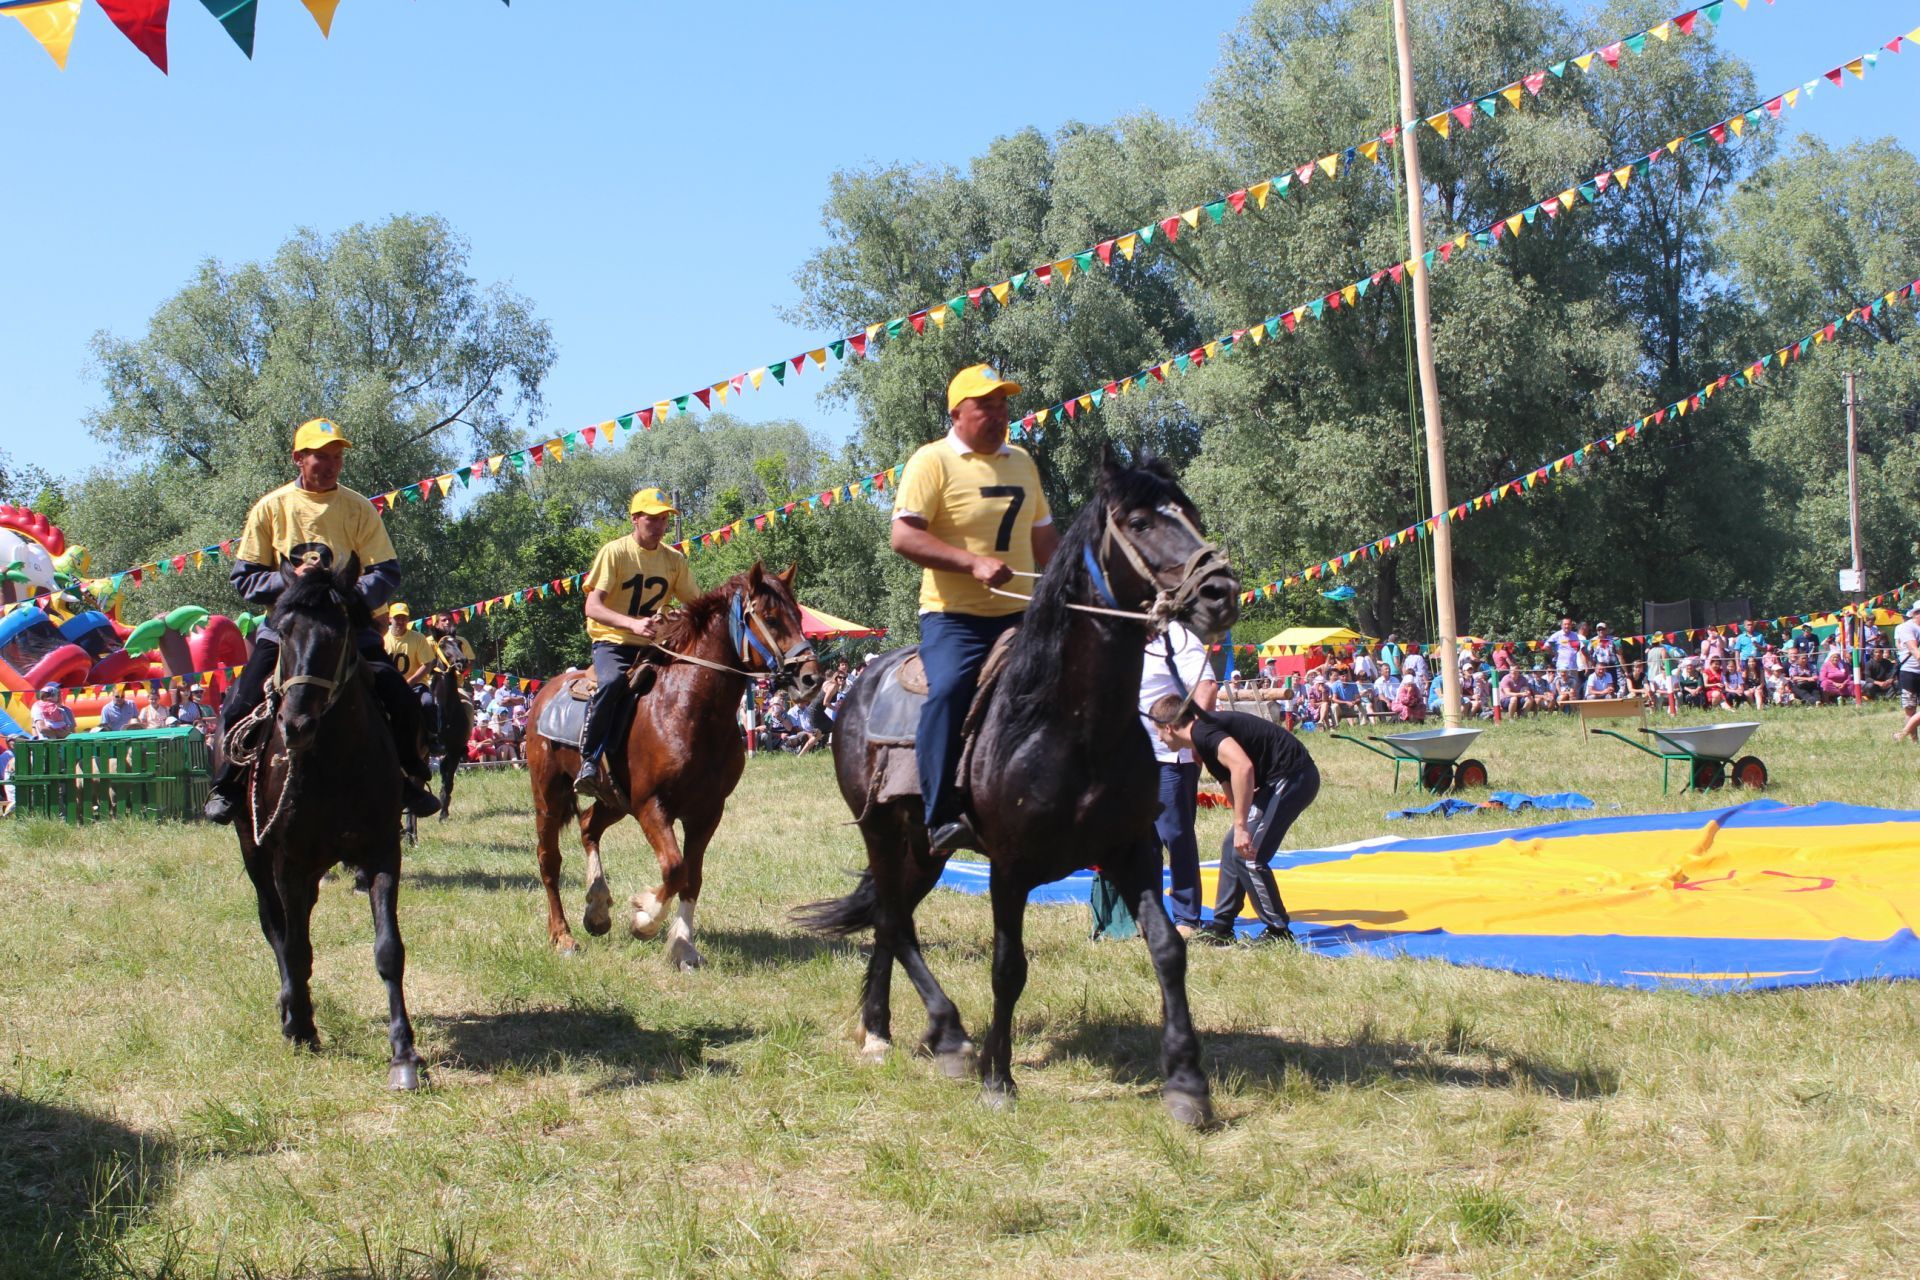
[[582, 536, 699, 646]]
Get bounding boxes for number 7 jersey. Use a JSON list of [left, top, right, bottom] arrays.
[[581, 535, 700, 646], [893, 431, 1052, 617]]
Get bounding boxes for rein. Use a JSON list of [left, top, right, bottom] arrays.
[[227, 621, 362, 845], [989, 505, 1230, 637]]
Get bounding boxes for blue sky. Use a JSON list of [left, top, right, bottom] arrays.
[[3, 0, 1916, 484]]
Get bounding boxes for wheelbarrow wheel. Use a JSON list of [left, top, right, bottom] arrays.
[[1691, 759, 1727, 791], [1420, 761, 1456, 793], [1731, 755, 1768, 790], [1454, 758, 1489, 790]]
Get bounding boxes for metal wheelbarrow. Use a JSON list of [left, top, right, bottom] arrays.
[[1591, 720, 1766, 794], [1330, 726, 1488, 793]]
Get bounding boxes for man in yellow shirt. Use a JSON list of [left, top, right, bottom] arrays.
[[425, 616, 477, 679], [574, 486, 700, 804], [384, 601, 441, 741], [205, 418, 440, 823], [892, 364, 1059, 853]]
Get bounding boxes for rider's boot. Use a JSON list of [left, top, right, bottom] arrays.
[[204, 761, 243, 825], [928, 812, 985, 856]]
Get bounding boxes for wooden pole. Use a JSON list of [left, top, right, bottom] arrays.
[[1845, 370, 1865, 699], [1390, 0, 1463, 727]]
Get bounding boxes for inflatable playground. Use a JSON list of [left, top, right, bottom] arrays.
[[0, 503, 252, 734]]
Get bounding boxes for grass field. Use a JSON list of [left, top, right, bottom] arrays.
[[4, 701, 1920, 1279]]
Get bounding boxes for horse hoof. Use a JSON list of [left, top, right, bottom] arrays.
[[555, 937, 581, 956], [630, 911, 665, 941], [668, 943, 703, 972], [933, 1043, 977, 1078], [1162, 1090, 1214, 1129], [978, 1086, 1017, 1113], [859, 1033, 892, 1062], [583, 880, 612, 936], [388, 1061, 423, 1091]]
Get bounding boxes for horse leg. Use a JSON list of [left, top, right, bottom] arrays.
[[241, 846, 296, 1038], [534, 777, 580, 952], [1109, 842, 1213, 1128], [579, 801, 620, 939], [365, 857, 425, 1090], [628, 798, 684, 942], [662, 803, 722, 971], [979, 868, 1032, 1107], [273, 866, 321, 1050], [437, 747, 456, 820], [889, 832, 971, 1072]]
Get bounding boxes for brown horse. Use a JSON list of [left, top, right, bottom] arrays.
[[526, 563, 820, 963]]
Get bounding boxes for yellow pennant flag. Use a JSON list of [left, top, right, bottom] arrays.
[[547, 437, 565, 460], [1054, 258, 1075, 285], [1650, 21, 1671, 41], [1249, 181, 1273, 208], [1116, 233, 1139, 261], [1034, 408, 1051, 427], [1076, 395, 1092, 415], [1729, 115, 1745, 137], [5, 0, 82, 68], [1573, 52, 1596, 72], [1426, 113, 1451, 138], [1666, 137, 1682, 155], [930, 305, 950, 329], [1359, 140, 1380, 163], [1501, 86, 1523, 110], [1291, 305, 1309, 325], [990, 281, 1012, 306], [436, 475, 454, 498], [712, 382, 729, 405], [1452, 232, 1468, 250], [1180, 207, 1202, 229], [1846, 58, 1865, 79], [1613, 165, 1633, 188], [1784, 88, 1799, 109], [808, 349, 827, 368], [1341, 285, 1358, 307], [750, 368, 765, 390], [1203, 341, 1220, 360], [1317, 153, 1340, 178], [1505, 214, 1525, 237], [865, 323, 883, 346], [301, 0, 340, 36], [1558, 188, 1578, 210], [1249, 325, 1266, 346], [654, 401, 672, 420], [487, 455, 505, 475]]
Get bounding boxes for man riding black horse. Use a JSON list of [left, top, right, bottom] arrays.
[[204, 417, 441, 823]]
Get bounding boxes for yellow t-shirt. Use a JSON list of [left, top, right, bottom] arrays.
[[384, 629, 437, 680], [235, 481, 398, 571], [893, 434, 1052, 617], [582, 537, 700, 646]]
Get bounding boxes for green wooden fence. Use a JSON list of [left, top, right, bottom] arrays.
[[12, 728, 212, 824]]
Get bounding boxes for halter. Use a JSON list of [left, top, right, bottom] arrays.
[[646, 586, 816, 690], [227, 605, 361, 845], [993, 501, 1231, 638], [266, 618, 359, 719]]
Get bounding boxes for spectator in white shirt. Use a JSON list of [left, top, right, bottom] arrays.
[[30, 685, 75, 740], [1128, 622, 1218, 940]]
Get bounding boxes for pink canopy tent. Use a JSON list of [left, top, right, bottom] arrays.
[[800, 605, 885, 640]]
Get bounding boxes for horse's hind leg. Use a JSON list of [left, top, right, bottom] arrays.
[[1110, 842, 1212, 1128], [437, 751, 456, 820], [534, 771, 581, 952], [365, 855, 424, 1090], [979, 868, 1033, 1107], [887, 834, 971, 1071]]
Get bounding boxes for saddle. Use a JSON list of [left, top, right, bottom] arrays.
[[536, 661, 661, 749], [862, 629, 1019, 809]]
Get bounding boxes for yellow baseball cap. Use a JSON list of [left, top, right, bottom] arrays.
[[292, 418, 352, 452], [629, 487, 678, 516], [389, 602, 411, 619], [946, 364, 1022, 412]]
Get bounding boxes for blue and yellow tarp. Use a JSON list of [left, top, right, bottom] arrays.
[[935, 801, 1920, 990]]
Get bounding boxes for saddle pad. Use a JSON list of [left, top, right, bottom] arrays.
[[866, 651, 925, 745], [568, 674, 599, 701], [537, 676, 590, 749], [872, 743, 922, 802]]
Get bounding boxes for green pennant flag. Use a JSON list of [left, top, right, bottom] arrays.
[[1136, 225, 1156, 247], [673, 395, 691, 412], [1523, 205, 1541, 224], [199, 0, 257, 56], [618, 413, 635, 430], [1354, 277, 1371, 299], [1475, 231, 1493, 248], [1308, 298, 1326, 319], [509, 451, 528, 472], [1578, 181, 1598, 202], [1074, 250, 1095, 273], [829, 339, 846, 359], [1624, 32, 1647, 54], [1700, 1, 1723, 23], [1204, 201, 1228, 225], [947, 295, 968, 316], [456, 467, 472, 486], [885, 318, 906, 340], [1009, 272, 1029, 292], [1090, 387, 1105, 407], [768, 365, 786, 385], [1478, 96, 1498, 117], [1549, 61, 1567, 77], [1174, 354, 1191, 373]]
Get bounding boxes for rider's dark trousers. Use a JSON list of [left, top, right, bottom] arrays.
[[211, 634, 430, 792], [581, 641, 642, 765], [915, 611, 1021, 829]]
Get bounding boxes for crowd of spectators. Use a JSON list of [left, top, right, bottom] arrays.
[[1226, 606, 1920, 730], [752, 659, 853, 755], [465, 680, 529, 764]]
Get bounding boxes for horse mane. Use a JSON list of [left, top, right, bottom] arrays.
[[993, 456, 1187, 745], [653, 570, 755, 653], [272, 563, 374, 637]]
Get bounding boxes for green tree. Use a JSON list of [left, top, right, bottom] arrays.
[[62, 214, 554, 622]]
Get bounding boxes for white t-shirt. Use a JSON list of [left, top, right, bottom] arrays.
[[1896, 620, 1920, 674], [1138, 623, 1214, 765]]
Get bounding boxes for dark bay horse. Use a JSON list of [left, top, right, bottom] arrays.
[[430, 636, 473, 818], [225, 556, 425, 1090], [526, 563, 821, 965], [797, 452, 1240, 1125]]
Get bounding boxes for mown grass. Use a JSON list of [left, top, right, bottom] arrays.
[[2, 701, 1919, 1278]]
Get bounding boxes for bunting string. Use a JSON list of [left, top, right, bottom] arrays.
[[0, 662, 244, 711], [1234, 275, 1920, 605]]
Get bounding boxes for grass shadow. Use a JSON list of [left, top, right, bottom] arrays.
[[432, 1007, 751, 1088], [1046, 1018, 1619, 1100], [696, 926, 838, 968], [0, 1089, 171, 1279], [404, 868, 543, 892]]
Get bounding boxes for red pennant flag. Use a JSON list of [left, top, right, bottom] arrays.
[[1034, 264, 1053, 285], [98, 0, 170, 72], [1226, 190, 1247, 214], [1675, 9, 1698, 35], [1282, 312, 1298, 332], [580, 426, 597, 447], [528, 445, 545, 466], [417, 479, 434, 498], [693, 388, 712, 408], [791, 355, 806, 374], [1825, 66, 1845, 86], [171, 554, 187, 573], [1450, 103, 1474, 130], [1389, 262, 1405, 283], [1765, 96, 1784, 118], [1064, 399, 1078, 420], [638, 408, 654, 428], [1523, 70, 1547, 95], [1600, 42, 1622, 68], [1709, 122, 1728, 145], [848, 332, 868, 357], [968, 286, 985, 306], [908, 311, 928, 334], [1159, 216, 1181, 241]]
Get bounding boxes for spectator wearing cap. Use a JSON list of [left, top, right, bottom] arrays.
[[98, 687, 140, 733], [30, 684, 75, 740], [1897, 604, 1920, 741], [1588, 624, 1619, 682], [1526, 662, 1557, 711]]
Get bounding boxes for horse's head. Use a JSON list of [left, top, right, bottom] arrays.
[[738, 563, 822, 703], [1084, 445, 1240, 642], [269, 553, 369, 752]]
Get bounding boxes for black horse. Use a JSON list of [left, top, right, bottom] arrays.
[[430, 636, 473, 819], [797, 450, 1240, 1124], [224, 555, 425, 1090]]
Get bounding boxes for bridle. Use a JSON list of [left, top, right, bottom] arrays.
[[646, 586, 816, 691], [991, 501, 1232, 638], [227, 600, 361, 844], [267, 615, 359, 719]]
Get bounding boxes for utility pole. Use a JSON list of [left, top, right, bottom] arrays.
[[1390, 0, 1463, 727]]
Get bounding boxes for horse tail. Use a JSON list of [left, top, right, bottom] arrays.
[[790, 872, 878, 938]]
